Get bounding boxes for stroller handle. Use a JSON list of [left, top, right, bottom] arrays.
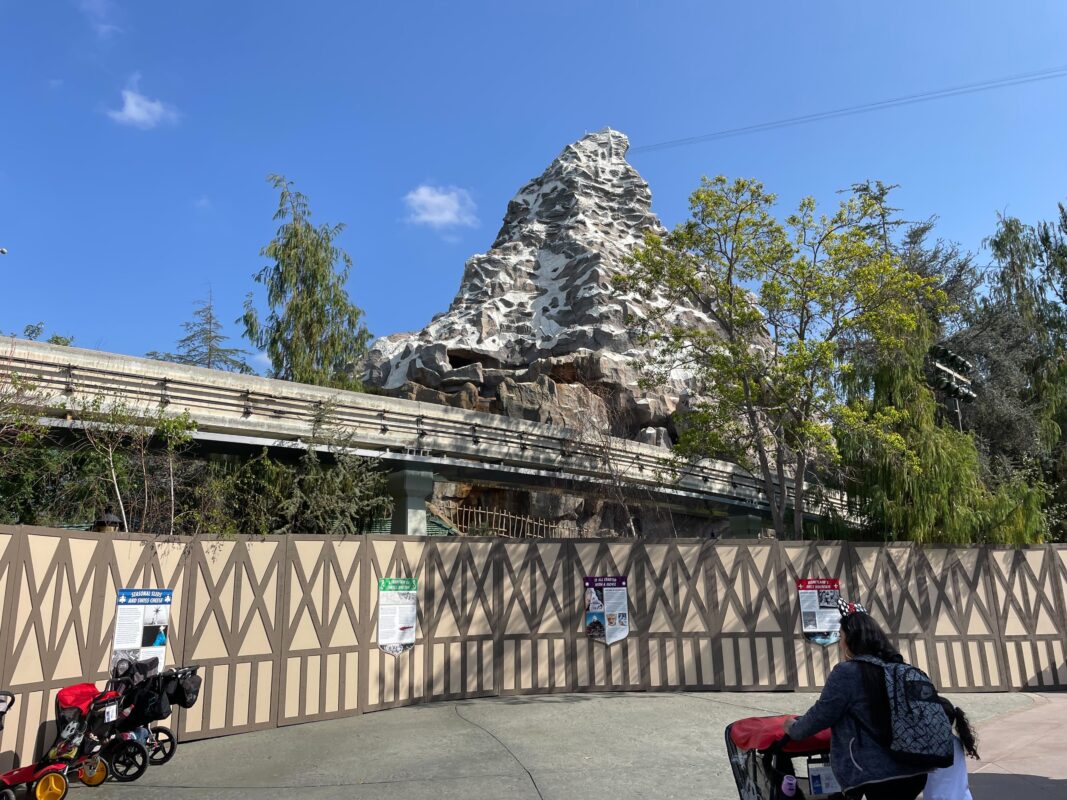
[[166, 664, 201, 675]]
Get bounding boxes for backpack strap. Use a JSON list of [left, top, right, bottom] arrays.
[[846, 655, 893, 746]]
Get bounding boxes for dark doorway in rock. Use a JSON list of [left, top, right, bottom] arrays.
[[447, 350, 501, 371]]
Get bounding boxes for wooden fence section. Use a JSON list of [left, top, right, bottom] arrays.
[[434, 501, 561, 539], [1, 526, 1066, 769]]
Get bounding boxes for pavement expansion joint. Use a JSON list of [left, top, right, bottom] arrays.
[[453, 703, 546, 800]]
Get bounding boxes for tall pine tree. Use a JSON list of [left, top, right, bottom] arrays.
[[242, 174, 371, 390], [148, 291, 252, 373]]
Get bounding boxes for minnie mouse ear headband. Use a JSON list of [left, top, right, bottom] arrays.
[[838, 598, 868, 617]]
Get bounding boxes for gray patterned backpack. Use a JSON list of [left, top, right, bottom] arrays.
[[852, 655, 954, 769]]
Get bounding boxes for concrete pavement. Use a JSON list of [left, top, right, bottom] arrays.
[[80, 691, 1035, 800], [969, 693, 1067, 800]]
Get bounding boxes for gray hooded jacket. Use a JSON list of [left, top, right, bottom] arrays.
[[789, 659, 929, 793]]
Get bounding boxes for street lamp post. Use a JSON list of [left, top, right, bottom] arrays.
[[926, 345, 976, 432]]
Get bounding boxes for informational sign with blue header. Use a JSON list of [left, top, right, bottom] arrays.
[[112, 588, 173, 669]]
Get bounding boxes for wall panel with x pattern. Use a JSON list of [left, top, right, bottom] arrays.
[[420, 538, 497, 701], [779, 542, 853, 690], [277, 536, 364, 727], [178, 538, 283, 741], [571, 541, 645, 691], [987, 546, 1067, 689], [498, 540, 570, 694], [364, 537, 428, 711], [0, 527, 188, 768], [638, 541, 718, 690], [3, 526, 1067, 771], [848, 544, 932, 675], [918, 546, 1006, 691]]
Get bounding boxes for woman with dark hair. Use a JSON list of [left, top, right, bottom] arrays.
[[785, 611, 933, 799]]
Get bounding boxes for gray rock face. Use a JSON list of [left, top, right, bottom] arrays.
[[364, 128, 720, 440]]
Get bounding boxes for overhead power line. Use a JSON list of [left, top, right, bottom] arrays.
[[631, 64, 1067, 154]]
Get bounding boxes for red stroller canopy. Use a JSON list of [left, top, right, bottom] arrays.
[[728, 715, 831, 755], [56, 683, 118, 715]]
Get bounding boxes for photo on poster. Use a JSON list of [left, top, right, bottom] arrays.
[[584, 585, 604, 612], [817, 590, 839, 607], [141, 625, 169, 648], [144, 604, 170, 627], [585, 612, 606, 642]]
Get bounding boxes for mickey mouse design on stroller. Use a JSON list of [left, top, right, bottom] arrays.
[[0, 659, 202, 799], [0, 681, 146, 800]]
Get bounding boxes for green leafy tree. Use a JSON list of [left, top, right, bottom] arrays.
[[973, 204, 1067, 539], [834, 190, 1049, 545], [181, 451, 294, 537], [242, 175, 371, 389], [277, 403, 392, 535], [839, 312, 1047, 545], [620, 177, 938, 539], [148, 292, 252, 373], [156, 412, 197, 535], [75, 398, 157, 532]]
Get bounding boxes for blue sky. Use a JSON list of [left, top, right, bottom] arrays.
[[2, 1, 1067, 364]]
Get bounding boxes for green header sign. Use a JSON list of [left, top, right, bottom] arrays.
[[379, 577, 417, 592]]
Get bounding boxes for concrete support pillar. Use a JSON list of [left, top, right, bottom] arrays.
[[727, 513, 764, 539], [387, 469, 435, 536]]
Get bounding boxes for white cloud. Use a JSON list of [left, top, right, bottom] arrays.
[[77, 0, 122, 37], [107, 75, 179, 130], [78, 0, 112, 17], [404, 185, 478, 230]]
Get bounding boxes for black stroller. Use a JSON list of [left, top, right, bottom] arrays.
[[725, 715, 841, 799], [106, 658, 203, 774]]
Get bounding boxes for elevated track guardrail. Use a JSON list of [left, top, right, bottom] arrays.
[[0, 336, 847, 518]]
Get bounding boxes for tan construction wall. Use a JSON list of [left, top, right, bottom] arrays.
[[1, 525, 1065, 769]]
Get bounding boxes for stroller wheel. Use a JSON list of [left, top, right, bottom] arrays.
[[78, 756, 109, 786], [1, 787, 16, 800], [33, 772, 68, 800], [148, 726, 177, 765], [108, 739, 149, 782]]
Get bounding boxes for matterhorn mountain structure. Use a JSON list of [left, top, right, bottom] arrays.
[[365, 128, 720, 450]]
